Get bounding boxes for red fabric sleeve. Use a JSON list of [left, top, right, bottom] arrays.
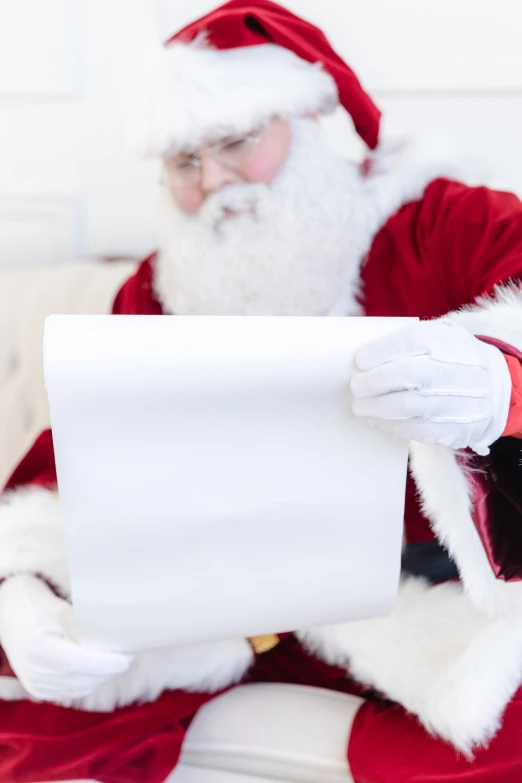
[[502, 353, 522, 439], [111, 254, 163, 316], [418, 181, 522, 306], [3, 429, 57, 493], [0, 690, 213, 783]]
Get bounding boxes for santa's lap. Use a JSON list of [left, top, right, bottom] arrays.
[[2, 635, 522, 783]]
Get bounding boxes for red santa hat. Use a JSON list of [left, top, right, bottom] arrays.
[[129, 0, 381, 157]]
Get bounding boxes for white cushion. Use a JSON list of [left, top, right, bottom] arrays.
[[176, 683, 361, 782], [171, 767, 287, 782]]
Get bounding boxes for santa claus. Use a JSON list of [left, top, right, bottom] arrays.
[[2, 1, 522, 781]]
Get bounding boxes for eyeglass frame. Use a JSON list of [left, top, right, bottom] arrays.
[[162, 126, 266, 189]]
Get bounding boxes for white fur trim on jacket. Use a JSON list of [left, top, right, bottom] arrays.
[[0, 486, 70, 598], [299, 577, 522, 754], [126, 38, 338, 157]]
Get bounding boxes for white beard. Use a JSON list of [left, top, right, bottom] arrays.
[[154, 118, 367, 317]]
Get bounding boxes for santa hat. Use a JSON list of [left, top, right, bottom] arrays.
[[128, 0, 381, 157]]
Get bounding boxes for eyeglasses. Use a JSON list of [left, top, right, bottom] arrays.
[[163, 128, 265, 189]]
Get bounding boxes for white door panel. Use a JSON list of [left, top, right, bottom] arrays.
[[0, 0, 160, 268]]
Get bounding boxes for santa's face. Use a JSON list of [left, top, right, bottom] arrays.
[[164, 117, 293, 215], [154, 117, 365, 317]]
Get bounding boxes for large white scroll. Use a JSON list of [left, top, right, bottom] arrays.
[[44, 315, 415, 653]]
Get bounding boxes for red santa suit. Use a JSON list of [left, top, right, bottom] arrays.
[[2, 3, 522, 782]]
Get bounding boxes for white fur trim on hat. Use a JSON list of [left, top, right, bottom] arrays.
[[125, 38, 339, 157]]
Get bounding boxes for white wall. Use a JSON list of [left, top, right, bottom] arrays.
[[1, 0, 521, 268]]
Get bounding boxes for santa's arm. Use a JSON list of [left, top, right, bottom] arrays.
[[408, 184, 522, 606], [353, 182, 522, 590]]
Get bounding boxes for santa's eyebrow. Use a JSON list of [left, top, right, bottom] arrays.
[[167, 126, 254, 160], [168, 147, 198, 162], [165, 141, 199, 159]]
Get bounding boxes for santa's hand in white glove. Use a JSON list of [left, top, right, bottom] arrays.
[[0, 573, 133, 704], [351, 320, 512, 455]]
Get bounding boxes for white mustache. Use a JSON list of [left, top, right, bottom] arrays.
[[199, 182, 269, 227]]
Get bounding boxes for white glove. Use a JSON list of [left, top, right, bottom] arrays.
[[351, 320, 512, 454], [0, 574, 133, 704]]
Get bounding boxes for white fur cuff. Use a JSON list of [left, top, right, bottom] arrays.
[[65, 639, 255, 713], [0, 486, 70, 597]]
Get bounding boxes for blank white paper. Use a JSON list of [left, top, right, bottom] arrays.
[[44, 315, 416, 653]]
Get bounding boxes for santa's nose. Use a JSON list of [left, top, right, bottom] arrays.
[[200, 155, 241, 194]]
